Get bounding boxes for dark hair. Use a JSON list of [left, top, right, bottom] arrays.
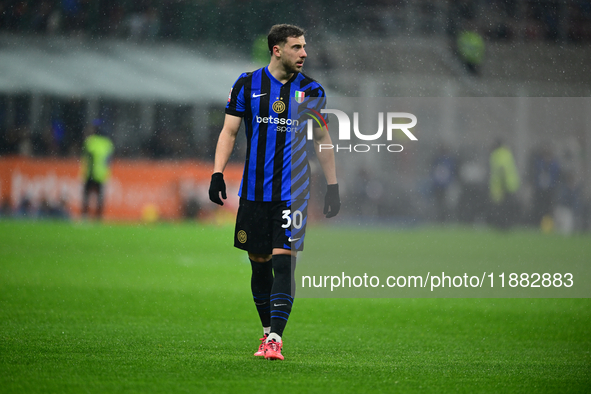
[[267, 24, 305, 54]]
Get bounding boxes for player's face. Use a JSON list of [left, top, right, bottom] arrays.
[[279, 36, 307, 73]]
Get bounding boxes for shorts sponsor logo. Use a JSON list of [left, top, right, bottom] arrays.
[[237, 230, 247, 243]]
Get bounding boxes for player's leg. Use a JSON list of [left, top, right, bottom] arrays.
[[234, 199, 274, 355], [263, 249, 295, 360], [81, 180, 91, 218], [248, 252, 273, 355], [96, 182, 104, 219], [264, 200, 307, 360], [269, 250, 296, 339]]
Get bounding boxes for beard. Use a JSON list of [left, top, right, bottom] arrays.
[[282, 57, 304, 74]]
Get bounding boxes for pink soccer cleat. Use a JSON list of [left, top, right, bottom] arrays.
[[254, 334, 268, 357], [264, 339, 284, 360]]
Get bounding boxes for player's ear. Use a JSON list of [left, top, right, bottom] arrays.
[[272, 44, 281, 57]]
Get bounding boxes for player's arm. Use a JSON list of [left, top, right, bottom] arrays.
[[213, 114, 242, 173], [209, 114, 242, 205], [313, 125, 340, 217], [313, 125, 337, 184]]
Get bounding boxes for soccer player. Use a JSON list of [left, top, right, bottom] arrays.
[[209, 24, 340, 360], [81, 119, 114, 220], [489, 138, 520, 229]]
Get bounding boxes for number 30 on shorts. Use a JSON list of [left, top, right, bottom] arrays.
[[281, 209, 303, 229]]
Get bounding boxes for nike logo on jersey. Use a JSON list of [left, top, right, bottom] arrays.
[[274, 304, 287, 307], [252, 93, 267, 98], [288, 237, 301, 242]]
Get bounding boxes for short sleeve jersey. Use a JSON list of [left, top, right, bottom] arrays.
[[226, 66, 327, 202]]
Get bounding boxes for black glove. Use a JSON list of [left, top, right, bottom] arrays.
[[209, 172, 227, 205], [323, 184, 341, 218]]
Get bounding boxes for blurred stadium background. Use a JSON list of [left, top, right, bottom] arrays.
[[0, 0, 590, 232]]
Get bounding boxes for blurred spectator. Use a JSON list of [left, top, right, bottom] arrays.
[[80, 119, 114, 220], [96, 1, 126, 37], [38, 193, 70, 219], [348, 167, 370, 217], [157, 1, 183, 40], [555, 172, 582, 234], [146, 128, 172, 159], [60, 0, 89, 35], [529, 146, 561, 227], [17, 125, 32, 156], [50, 117, 67, 154], [30, 1, 56, 33], [179, 179, 202, 220], [15, 194, 35, 218], [456, 22, 485, 75], [1, 0, 588, 44], [127, 6, 160, 41], [1, 0, 29, 32], [430, 145, 456, 222], [251, 34, 269, 66], [62, 98, 85, 156], [542, 3, 560, 41], [38, 194, 53, 218], [1, 126, 22, 155], [488, 138, 520, 229], [454, 0, 477, 21], [144, 7, 160, 40], [32, 123, 60, 156], [457, 155, 488, 224], [349, 166, 386, 218], [0, 197, 12, 217], [6, 193, 69, 221], [0, 3, 4, 30]]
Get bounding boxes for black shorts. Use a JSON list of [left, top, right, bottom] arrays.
[[234, 198, 308, 254], [84, 179, 103, 195]]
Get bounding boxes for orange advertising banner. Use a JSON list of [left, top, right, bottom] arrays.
[[0, 156, 242, 221]]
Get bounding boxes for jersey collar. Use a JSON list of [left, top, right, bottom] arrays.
[[264, 66, 299, 86]]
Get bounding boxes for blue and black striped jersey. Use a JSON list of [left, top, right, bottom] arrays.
[[226, 66, 327, 202]]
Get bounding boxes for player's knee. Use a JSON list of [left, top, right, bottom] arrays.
[[248, 253, 271, 263], [272, 254, 294, 276], [272, 247, 297, 256]]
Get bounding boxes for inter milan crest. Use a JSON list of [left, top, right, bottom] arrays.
[[272, 100, 286, 114]]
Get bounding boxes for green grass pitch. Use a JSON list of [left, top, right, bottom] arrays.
[[0, 220, 589, 393]]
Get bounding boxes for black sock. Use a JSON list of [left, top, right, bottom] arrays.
[[250, 259, 273, 328], [270, 254, 296, 337]]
